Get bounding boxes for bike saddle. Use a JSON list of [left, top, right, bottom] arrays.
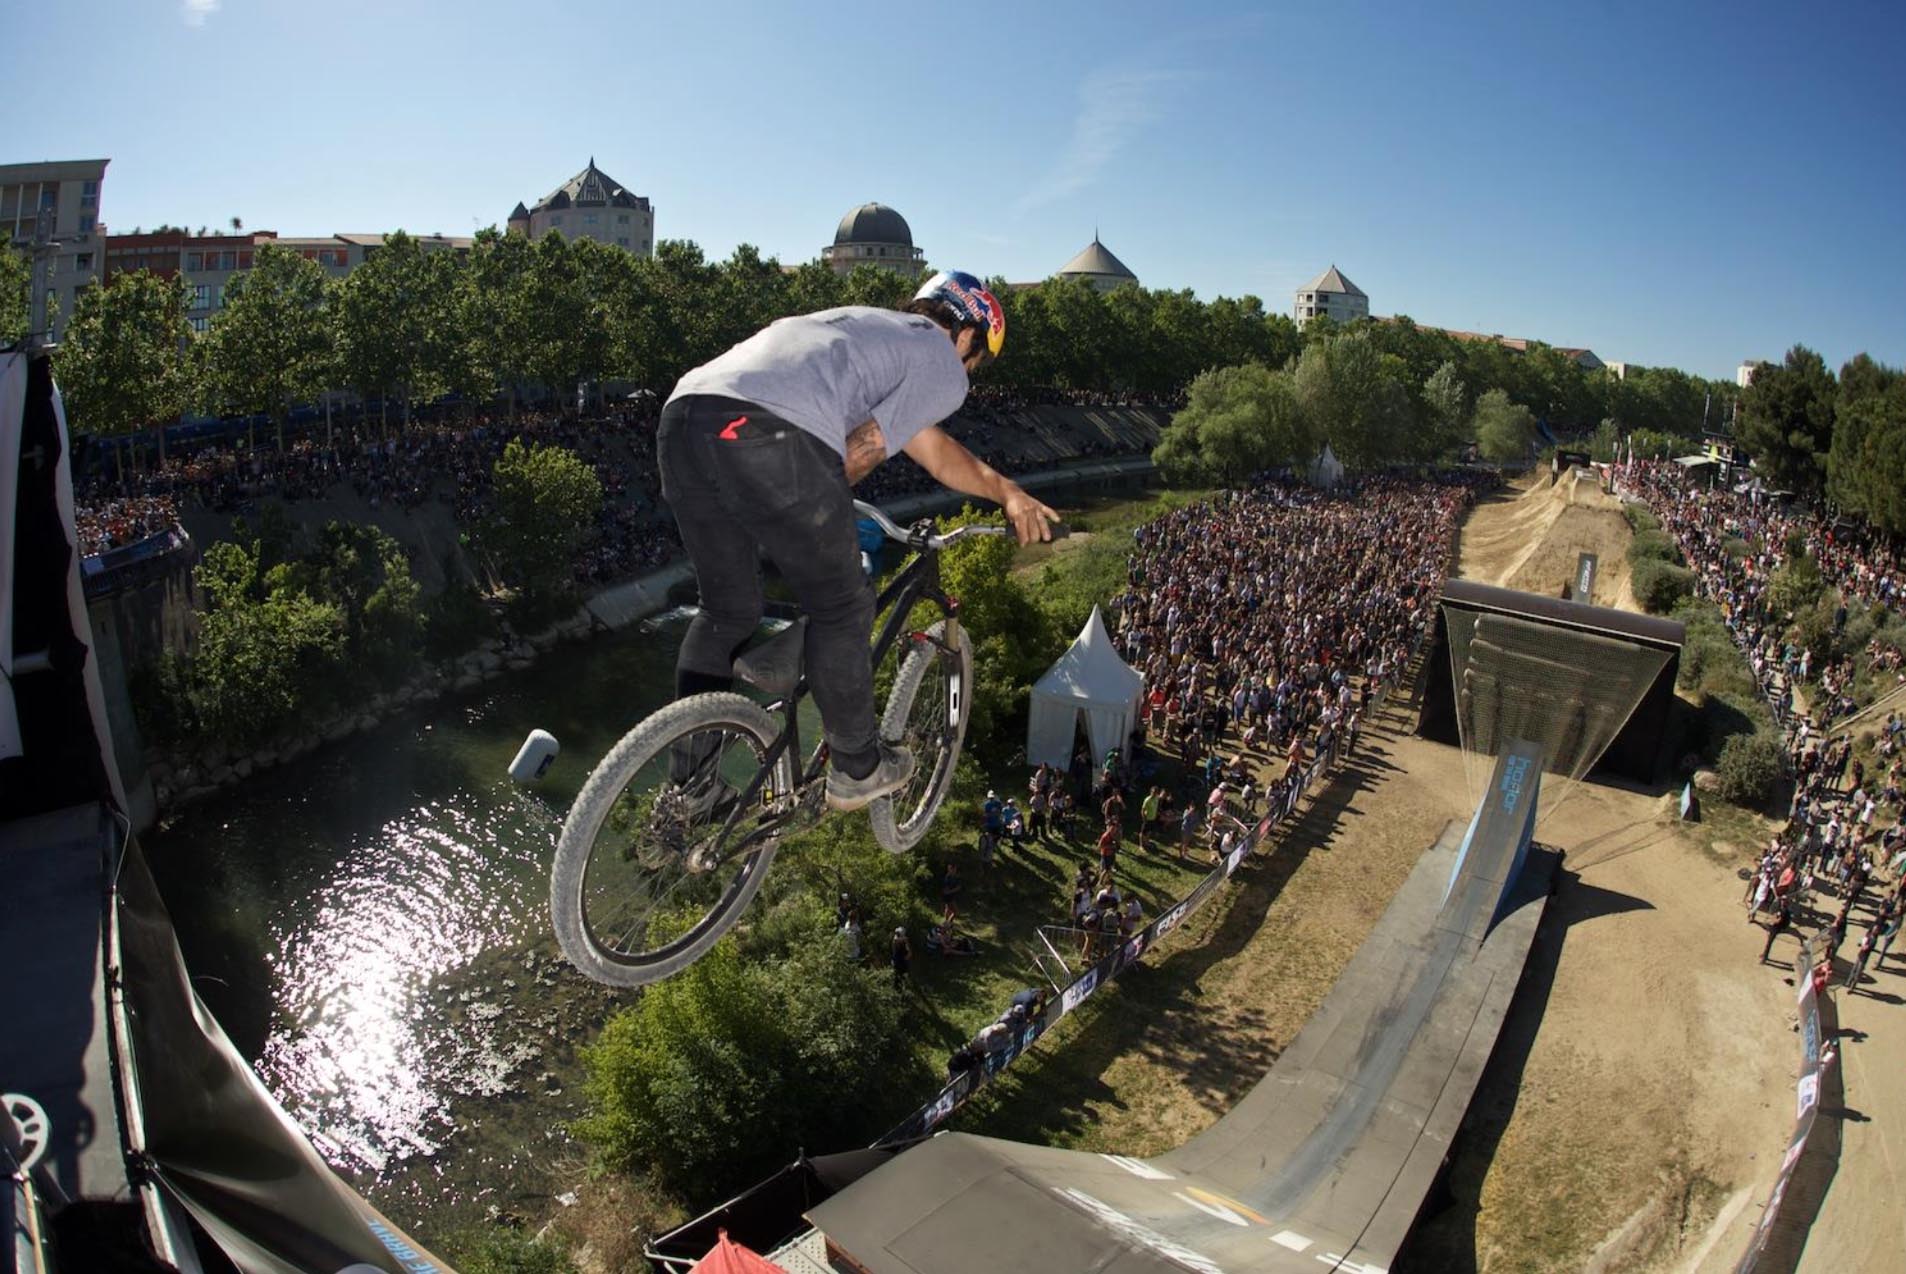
[[733, 618, 808, 697]]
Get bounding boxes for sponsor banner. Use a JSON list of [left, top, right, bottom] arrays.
[[1795, 1072, 1818, 1121], [1155, 899, 1192, 940], [1223, 844, 1246, 877], [1062, 967, 1101, 1016]]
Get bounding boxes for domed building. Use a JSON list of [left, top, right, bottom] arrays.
[[507, 158, 653, 256], [1054, 233, 1137, 292], [822, 202, 925, 276]]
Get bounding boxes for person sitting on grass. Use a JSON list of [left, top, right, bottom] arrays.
[[927, 922, 980, 957]]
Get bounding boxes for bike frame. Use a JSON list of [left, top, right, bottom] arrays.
[[711, 513, 968, 856]]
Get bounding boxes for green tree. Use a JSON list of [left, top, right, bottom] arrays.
[[332, 231, 464, 429], [1292, 329, 1414, 469], [1735, 345, 1836, 493], [189, 539, 347, 743], [1825, 354, 1906, 532], [1472, 387, 1537, 462], [0, 247, 28, 345], [281, 523, 425, 683], [1153, 362, 1313, 483], [1421, 360, 1470, 458], [578, 932, 917, 1201], [53, 270, 195, 453], [477, 439, 603, 617], [202, 241, 331, 451]]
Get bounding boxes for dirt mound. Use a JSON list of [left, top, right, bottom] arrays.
[[1459, 468, 1642, 614]]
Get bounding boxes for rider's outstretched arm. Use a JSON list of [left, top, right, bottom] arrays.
[[901, 425, 1060, 545]]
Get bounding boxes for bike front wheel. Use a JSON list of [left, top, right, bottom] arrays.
[[870, 619, 974, 853], [551, 693, 793, 987]]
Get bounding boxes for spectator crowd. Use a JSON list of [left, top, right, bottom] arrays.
[[1621, 461, 1905, 992], [72, 386, 1169, 588]]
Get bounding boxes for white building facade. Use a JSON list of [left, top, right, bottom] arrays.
[[508, 159, 653, 256], [1294, 264, 1368, 327], [2, 158, 110, 339]]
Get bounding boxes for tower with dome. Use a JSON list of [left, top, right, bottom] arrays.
[[822, 202, 926, 276]]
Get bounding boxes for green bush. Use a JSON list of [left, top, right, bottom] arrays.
[[1625, 529, 1680, 566], [440, 1228, 575, 1274], [1631, 558, 1695, 613], [1765, 555, 1826, 619], [1715, 732, 1784, 806], [577, 930, 927, 1202], [1623, 503, 1661, 535]]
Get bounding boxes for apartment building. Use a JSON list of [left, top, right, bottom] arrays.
[[2, 158, 110, 338]]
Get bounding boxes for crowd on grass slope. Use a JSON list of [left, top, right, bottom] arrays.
[[895, 472, 1498, 1074], [1625, 460, 1905, 726], [1620, 460, 1906, 991], [71, 387, 1168, 582]]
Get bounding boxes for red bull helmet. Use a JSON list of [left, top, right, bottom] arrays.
[[915, 270, 1005, 358]]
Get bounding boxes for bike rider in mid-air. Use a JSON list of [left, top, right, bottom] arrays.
[[658, 271, 1059, 813]]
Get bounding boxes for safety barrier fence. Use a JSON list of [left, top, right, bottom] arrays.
[[1733, 934, 1841, 1273], [1615, 476, 1849, 1272], [79, 525, 194, 600]]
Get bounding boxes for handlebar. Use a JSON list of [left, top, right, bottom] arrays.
[[853, 499, 1019, 550]]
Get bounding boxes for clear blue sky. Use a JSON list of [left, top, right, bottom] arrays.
[[14, 0, 1904, 381]]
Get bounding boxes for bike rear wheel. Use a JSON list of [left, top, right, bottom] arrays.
[[870, 619, 974, 853], [551, 693, 793, 987]]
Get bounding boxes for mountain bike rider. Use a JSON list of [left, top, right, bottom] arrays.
[[659, 271, 1060, 813]]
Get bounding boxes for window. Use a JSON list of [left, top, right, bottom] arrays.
[[78, 214, 95, 234], [238, 251, 253, 269], [189, 316, 208, 333], [218, 250, 236, 270], [82, 179, 98, 197], [75, 252, 93, 270], [616, 237, 630, 247], [585, 213, 598, 225], [192, 283, 211, 309], [39, 189, 57, 210], [187, 252, 204, 271], [617, 214, 630, 224], [551, 213, 564, 226]]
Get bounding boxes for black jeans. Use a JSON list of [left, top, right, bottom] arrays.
[[658, 395, 880, 773]]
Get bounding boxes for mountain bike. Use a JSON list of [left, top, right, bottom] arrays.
[[550, 500, 1006, 987]]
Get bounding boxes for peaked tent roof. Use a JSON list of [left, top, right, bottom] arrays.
[[1034, 605, 1143, 704], [1057, 235, 1136, 281], [1302, 264, 1366, 297], [508, 201, 530, 221], [533, 157, 648, 213], [690, 1229, 790, 1274]]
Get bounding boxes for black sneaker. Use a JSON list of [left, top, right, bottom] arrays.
[[826, 743, 916, 813]]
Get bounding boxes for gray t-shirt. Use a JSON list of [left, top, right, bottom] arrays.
[[668, 306, 969, 459]]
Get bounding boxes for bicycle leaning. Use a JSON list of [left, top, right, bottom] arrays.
[[547, 500, 1010, 987]]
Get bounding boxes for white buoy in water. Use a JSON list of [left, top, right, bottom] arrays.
[[510, 729, 560, 784]]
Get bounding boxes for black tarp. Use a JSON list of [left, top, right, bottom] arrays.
[[3, 348, 456, 1273]]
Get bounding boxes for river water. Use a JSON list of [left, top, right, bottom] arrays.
[[143, 618, 695, 1237]]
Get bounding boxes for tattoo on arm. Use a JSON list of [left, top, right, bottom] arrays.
[[844, 420, 886, 484]]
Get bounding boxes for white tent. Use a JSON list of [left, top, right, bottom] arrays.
[[1307, 443, 1344, 489], [1026, 605, 1145, 769]]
